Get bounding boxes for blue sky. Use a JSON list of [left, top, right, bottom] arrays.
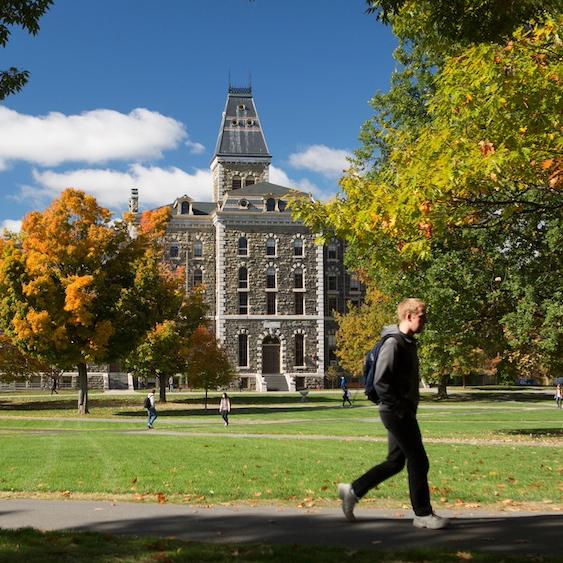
[[0, 0, 397, 231]]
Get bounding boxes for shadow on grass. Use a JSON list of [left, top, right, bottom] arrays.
[[501, 428, 563, 438], [422, 392, 552, 404], [116, 404, 343, 418], [0, 398, 141, 412]]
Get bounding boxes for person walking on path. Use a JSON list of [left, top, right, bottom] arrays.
[[50, 377, 58, 395], [338, 298, 449, 530], [555, 384, 562, 409], [219, 393, 231, 426], [146, 389, 157, 429], [342, 386, 352, 407]]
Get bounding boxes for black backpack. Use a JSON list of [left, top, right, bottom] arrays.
[[363, 334, 399, 404], [143, 396, 152, 409]]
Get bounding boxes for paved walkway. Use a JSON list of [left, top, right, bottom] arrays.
[[0, 499, 561, 555]]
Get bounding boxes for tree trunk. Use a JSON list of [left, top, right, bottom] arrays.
[[437, 375, 449, 400], [159, 374, 167, 403], [77, 362, 89, 414], [204, 386, 208, 411]]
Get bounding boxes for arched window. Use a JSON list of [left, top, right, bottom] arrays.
[[293, 238, 304, 257], [232, 176, 242, 190], [169, 245, 179, 258], [327, 273, 338, 291], [193, 268, 203, 287], [266, 198, 276, 212], [266, 267, 276, 289], [180, 201, 190, 214], [327, 241, 338, 260], [295, 334, 304, 366], [238, 334, 248, 367], [238, 237, 248, 256], [193, 240, 202, 258], [238, 267, 248, 289], [278, 199, 286, 212], [294, 269, 304, 289], [245, 176, 255, 186], [266, 238, 276, 256]]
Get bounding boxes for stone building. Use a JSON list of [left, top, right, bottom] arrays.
[[132, 87, 364, 391]]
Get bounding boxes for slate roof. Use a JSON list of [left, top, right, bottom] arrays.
[[226, 181, 308, 198], [213, 87, 271, 159]]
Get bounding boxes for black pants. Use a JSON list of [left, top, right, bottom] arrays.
[[351, 409, 432, 516], [221, 411, 229, 425]]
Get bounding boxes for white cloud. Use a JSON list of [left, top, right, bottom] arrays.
[[30, 164, 213, 210], [186, 139, 205, 154], [1, 219, 22, 233], [288, 144, 351, 178], [0, 106, 187, 167], [269, 165, 330, 200]]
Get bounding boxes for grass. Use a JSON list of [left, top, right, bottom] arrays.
[[0, 387, 561, 507], [0, 528, 558, 563]]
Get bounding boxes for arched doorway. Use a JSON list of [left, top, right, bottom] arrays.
[[262, 336, 280, 374]]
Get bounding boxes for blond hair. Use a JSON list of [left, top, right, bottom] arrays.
[[397, 298, 425, 321]]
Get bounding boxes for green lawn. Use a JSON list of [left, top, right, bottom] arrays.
[[0, 388, 561, 508]]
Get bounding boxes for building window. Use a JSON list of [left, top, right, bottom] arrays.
[[266, 267, 276, 289], [266, 238, 276, 256], [232, 176, 242, 190], [239, 292, 248, 314], [238, 334, 248, 367], [293, 238, 303, 257], [350, 276, 361, 292], [328, 273, 338, 291], [266, 198, 276, 212], [238, 237, 248, 256], [169, 245, 179, 258], [180, 201, 190, 214], [266, 292, 276, 315], [193, 240, 203, 258], [245, 176, 255, 186], [327, 241, 338, 260], [193, 268, 203, 287], [278, 200, 286, 212], [328, 296, 338, 315], [295, 334, 304, 367], [294, 292, 304, 315], [294, 269, 304, 289], [238, 267, 248, 289]]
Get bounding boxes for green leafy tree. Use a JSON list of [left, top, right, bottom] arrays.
[[290, 5, 562, 384], [1, 0, 54, 100], [185, 325, 237, 410], [124, 288, 208, 402], [0, 189, 185, 414]]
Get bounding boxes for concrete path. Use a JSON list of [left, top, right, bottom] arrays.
[[0, 499, 561, 556]]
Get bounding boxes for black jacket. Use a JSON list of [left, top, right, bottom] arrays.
[[373, 325, 420, 414]]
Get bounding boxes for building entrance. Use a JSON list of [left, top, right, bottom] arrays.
[[262, 336, 280, 374]]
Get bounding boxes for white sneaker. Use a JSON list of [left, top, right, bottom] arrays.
[[337, 483, 358, 522], [413, 512, 450, 529]]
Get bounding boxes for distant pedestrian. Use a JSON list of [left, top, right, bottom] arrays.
[[339, 375, 347, 389], [168, 376, 174, 392], [338, 298, 449, 530], [50, 378, 58, 395], [555, 384, 562, 409], [342, 386, 352, 407], [219, 392, 231, 426], [145, 389, 157, 429]]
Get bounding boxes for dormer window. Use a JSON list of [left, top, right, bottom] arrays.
[[238, 104, 246, 111], [265, 198, 276, 212], [169, 245, 179, 259], [232, 176, 242, 190], [239, 199, 249, 208], [231, 119, 237, 126], [180, 201, 190, 214], [278, 199, 286, 212], [245, 176, 255, 187]]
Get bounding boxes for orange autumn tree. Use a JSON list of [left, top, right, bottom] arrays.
[[0, 189, 185, 414]]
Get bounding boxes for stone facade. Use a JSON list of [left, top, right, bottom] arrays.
[[132, 87, 364, 391]]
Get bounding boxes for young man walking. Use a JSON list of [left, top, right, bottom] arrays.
[[338, 298, 449, 530], [146, 388, 157, 429]]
